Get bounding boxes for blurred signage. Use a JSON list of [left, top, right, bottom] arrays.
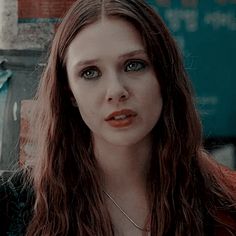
[[148, 0, 236, 137]]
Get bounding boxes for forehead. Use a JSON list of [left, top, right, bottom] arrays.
[[66, 17, 145, 66]]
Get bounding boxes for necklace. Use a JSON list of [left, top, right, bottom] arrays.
[[103, 190, 150, 232]]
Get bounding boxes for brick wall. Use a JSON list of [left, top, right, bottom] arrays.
[[18, 0, 76, 19], [0, 0, 76, 49]]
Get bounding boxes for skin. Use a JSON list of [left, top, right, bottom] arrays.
[[66, 17, 162, 236]]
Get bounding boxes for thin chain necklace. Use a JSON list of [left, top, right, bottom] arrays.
[[103, 190, 150, 232]]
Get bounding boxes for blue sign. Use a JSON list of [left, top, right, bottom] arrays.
[[147, 0, 236, 137]]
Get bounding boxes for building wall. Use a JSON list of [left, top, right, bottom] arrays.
[[0, 0, 75, 49]]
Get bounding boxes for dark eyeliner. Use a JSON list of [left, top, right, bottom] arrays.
[[124, 59, 147, 72], [79, 66, 101, 80]]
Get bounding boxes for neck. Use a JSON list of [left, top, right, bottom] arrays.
[[93, 136, 152, 194], [93, 136, 152, 234]]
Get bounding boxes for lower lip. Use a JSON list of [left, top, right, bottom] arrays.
[[106, 116, 135, 128]]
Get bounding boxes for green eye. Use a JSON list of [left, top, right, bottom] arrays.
[[125, 60, 146, 72], [81, 67, 101, 80]]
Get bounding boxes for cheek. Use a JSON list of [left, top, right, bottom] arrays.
[[140, 79, 162, 106], [71, 85, 90, 111], [152, 87, 163, 116], [77, 105, 95, 130], [76, 100, 92, 119], [75, 96, 99, 130], [142, 82, 163, 122]]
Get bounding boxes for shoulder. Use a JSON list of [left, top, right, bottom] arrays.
[[218, 164, 236, 195], [199, 152, 236, 235], [213, 210, 236, 236], [214, 166, 236, 235], [199, 151, 236, 195], [0, 170, 34, 235]]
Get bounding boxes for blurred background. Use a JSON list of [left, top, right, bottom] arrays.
[[0, 0, 235, 171]]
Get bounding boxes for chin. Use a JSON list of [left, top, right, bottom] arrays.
[[105, 132, 151, 147]]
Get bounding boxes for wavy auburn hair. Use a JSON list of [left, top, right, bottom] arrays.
[[26, 0, 236, 235]]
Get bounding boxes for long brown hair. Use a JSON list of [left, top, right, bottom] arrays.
[[26, 0, 236, 235]]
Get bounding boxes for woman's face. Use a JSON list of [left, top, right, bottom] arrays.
[[66, 17, 162, 147]]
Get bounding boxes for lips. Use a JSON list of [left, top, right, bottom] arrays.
[[105, 109, 137, 128]]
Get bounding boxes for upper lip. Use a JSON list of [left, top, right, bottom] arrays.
[[105, 109, 137, 121]]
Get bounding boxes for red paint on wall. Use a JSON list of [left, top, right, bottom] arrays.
[[18, 0, 76, 19]]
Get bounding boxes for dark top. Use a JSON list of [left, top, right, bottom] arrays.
[[0, 165, 235, 236], [0, 171, 34, 236]]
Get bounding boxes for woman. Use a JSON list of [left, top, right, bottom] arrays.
[[0, 0, 235, 235]]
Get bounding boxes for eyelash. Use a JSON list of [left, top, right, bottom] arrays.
[[80, 66, 101, 80], [80, 59, 147, 80], [124, 60, 147, 72]]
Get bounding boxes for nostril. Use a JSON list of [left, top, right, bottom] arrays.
[[106, 89, 129, 103]]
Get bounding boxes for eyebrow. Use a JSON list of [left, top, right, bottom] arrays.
[[118, 49, 147, 60], [72, 49, 147, 68]]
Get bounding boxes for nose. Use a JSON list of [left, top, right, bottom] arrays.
[[105, 76, 130, 103]]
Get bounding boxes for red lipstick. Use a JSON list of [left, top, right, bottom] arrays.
[[105, 109, 137, 128]]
